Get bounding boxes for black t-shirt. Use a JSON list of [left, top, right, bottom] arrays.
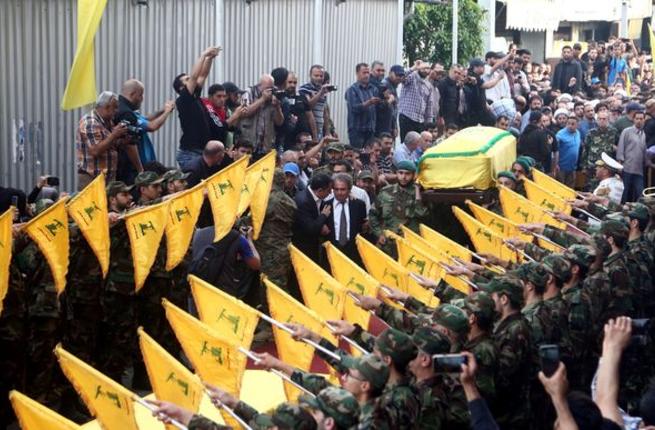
[[176, 87, 210, 152], [281, 94, 312, 148]]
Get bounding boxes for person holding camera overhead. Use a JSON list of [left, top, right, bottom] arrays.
[[239, 72, 285, 157], [76, 91, 129, 190]]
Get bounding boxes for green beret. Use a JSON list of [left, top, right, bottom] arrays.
[[513, 158, 532, 174], [396, 160, 417, 173], [497, 170, 517, 182], [412, 326, 451, 355]]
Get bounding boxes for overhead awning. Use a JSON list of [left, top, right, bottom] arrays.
[[505, 0, 561, 32]]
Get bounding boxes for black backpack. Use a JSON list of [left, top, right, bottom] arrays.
[[189, 229, 241, 286]]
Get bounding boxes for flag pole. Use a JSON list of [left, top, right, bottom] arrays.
[[325, 322, 370, 355], [133, 396, 189, 430], [203, 390, 254, 430], [237, 347, 316, 397]]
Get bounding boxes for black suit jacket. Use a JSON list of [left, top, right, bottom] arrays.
[[325, 197, 369, 264], [292, 188, 330, 263]]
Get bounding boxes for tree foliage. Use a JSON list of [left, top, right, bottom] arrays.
[[404, 0, 485, 67]]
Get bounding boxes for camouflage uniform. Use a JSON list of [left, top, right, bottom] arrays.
[[300, 387, 361, 430], [624, 205, 655, 318], [255, 169, 297, 289], [189, 401, 315, 430], [561, 279, 595, 392], [600, 220, 634, 319], [580, 125, 619, 190]]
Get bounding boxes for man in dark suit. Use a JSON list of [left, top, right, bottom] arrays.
[[291, 172, 333, 263], [325, 172, 370, 265]]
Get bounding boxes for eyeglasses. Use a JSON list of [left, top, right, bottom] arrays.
[[343, 371, 364, 382]]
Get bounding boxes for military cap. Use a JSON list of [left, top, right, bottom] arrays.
[[542, 253, 573, 280], [483, 277, 524, 308], [519, 261, 549, 288], [561, 245, 594, 270], [463, 291, 496, 322], [300, 387, 360, 429], [431, 304, 470, 336], [161, 169, 190, 184], [600, 219, 629, 240], [595, 152, 623, 172], [628, 203, 650, 222], [375, 328, 418, 365], [641, 195, 655, 216], [341, 354, 389, 392], [326, 143, 344, 152], [396, 160, 417, 173], [134, 171, 164, 187], [513, 158, 532, 174], [518, 155, 537, 167], [412, 326, 451, 355], [497, 170, 517, 182], [106, 181, 134, 197], [34, 199, 54, 216], [357, 170, 375, 180], [253, 402, 315, 430]]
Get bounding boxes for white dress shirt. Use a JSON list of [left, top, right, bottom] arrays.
[[333, 199, 351, 241]]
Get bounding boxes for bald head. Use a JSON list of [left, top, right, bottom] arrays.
[[259, 74, 274, 90], [281, 150, 299, 164], [121, 79, 144, 107], [203, 140, 225, 166]]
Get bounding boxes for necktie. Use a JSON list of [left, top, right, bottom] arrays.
[[338, 203, 348, 246]]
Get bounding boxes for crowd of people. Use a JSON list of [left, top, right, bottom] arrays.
[[0, 37, 655, 430]]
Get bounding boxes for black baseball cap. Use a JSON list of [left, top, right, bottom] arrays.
[[223, 82, 245, 94]]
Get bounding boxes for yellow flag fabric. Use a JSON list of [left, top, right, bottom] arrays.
[[124, 201, 169, 291], [649, 25, 655, 69], [165, 185, 204, 270], [324, 242, 379, 328], [23, 198, 70, 295], [189, 274, 259, 348], [394, 237, 440, 307], [0, 208, 14, 315], [66, 174, 110, 277], [237, 165, 262, 217], [250, 151, 276, 240], [205, 156, 249, 242], [138, 328, 203, 415], [453, 207, 519, 263], [499, 186, 565, 229], [419, 223, 473, 262], [55, 345, 138, 430], [356, 235, 407, 292], [10, 390, 80, 430], [61, 0, 108, 110], [290, 245, 346, 322], [264, 277, 329, 401], [163, 300, 246, 397], [531, 168, 577, 201], [466, 201, 532, 241], [523, 179, 572, 215]]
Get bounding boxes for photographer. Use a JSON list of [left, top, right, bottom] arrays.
[[239, 73, 284, 156], [299, 65, 336, 141], [277, 71, 316, 150]]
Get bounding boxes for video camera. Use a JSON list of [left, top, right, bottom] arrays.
[[119, 120, 141, 137]]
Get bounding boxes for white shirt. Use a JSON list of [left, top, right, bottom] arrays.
[[482, 64, 511, 102], [333, 199, 351, 241], [308, 187, 323, 213], [594, 176, 624, 205], [326, 186, 371, 214]]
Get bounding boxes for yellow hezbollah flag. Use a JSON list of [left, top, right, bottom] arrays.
[[324, 242, 379, 329], [10, 390, 80, 430], [453, 207, 519, 263], [523, 178, 572, 215], [66, 174, 110, 277], [531, 168, 577, 201], [237, 164, 262, 217], [290, 245, 346, 322], [124, 200, 169, 291], [61, 0, 108, 110], [0, 208, 14, 315], [165, 185, 204, 270], [250, 151, 276, 240], [419, 223, 473, 262], [649, 24, 655, 68], [499, 186, 565, 229], [466, 200, 532, 241], [205, 156, 249, 242], [23, 198, 70, 295], [189, 274, 259, 348], [264, 277, 331, 401], [400, 226, 471, 295], [393, 236, 440, 307], [55, 345, 138, 430], [356, 235, 407, 292], [138, 328, 203, 416]]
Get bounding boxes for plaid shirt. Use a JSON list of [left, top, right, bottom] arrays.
[[345, 81, 379, 131], [76, 110, 117, 181], [398, 70, 434, 123]]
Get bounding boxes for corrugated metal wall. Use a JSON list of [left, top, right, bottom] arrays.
[[0, 0, 398, 191]]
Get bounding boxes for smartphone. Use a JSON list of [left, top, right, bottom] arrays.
[[46, 176, 60, 187], [539, 344, 560, 377], [432, 354, 467, 373]]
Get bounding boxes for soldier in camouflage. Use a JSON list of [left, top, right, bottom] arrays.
[[579, 113, 619, 190], [624, 204, 654, 318], [370, 160, 429, 257], [539, 254, 574, 361], [300, 386, 361, 430], [599, 219, 634, 319]]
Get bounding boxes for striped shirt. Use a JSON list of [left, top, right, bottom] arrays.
[[398, 70, 434, 123], [345, 81, 379, 132], [299, 82, 327, 135], [76, 110, 117, 181]]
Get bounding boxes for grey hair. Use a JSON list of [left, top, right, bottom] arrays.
[[332, 172, 353, 189], [96, 91, 118, 107]]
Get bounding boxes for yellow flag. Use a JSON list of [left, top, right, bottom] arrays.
[[189, 274, 259, 348], [466, 200, 531, 240], [55, 345, 138, 430], [23, 198, 69, 295], [649, 24, 655, 68], [250, 151, 276, 240], [393, 236, 440, 307], [66, 174, 110, 277], [205, 156, 249, 242], [531, 168, 577, 201], [10, 390, 80, 430], [324, 242, 379, 329], [523, 179, 572, 215], [419, 223, 473, 262], [163, 299, 246, 397], [124, 201, 169, 291], [264, 277, 331, 401], [165, 185, 204, 270], [138, 328, 203, 415], [290, 245, 346, 322], [61, 0, 108, 110], [0, 208, 14, 315], [237, 165, 262, 217], [453, 207, 519, 263], [356, 235, 407, 292], [499, 186, 565, 229]]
